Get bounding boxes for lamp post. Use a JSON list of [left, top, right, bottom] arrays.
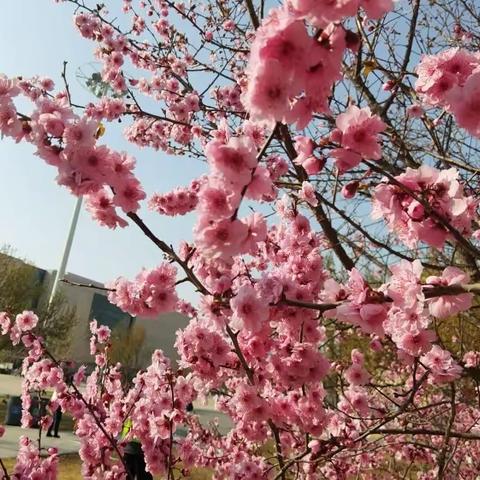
[[48, 196, 83, 306]]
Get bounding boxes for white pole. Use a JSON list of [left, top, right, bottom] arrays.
[[48, 196, 83, 306]]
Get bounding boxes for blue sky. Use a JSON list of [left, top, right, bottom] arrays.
[[0, 0, 206, 300]]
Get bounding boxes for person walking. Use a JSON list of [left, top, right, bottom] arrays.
[[121, 418, 153, 480], [46, 391, 62, 438]]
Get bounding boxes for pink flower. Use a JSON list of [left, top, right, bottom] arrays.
[[291, 0, 358, 27], [298, 181, 318, 206], [448, 71, 480, 137], [345, 364, 370, 386], [358, 303, 387, 336], [242, 59, 297, 126], [230, 284, 270, 333], [345, 350, 370, 385], [463, 351, 480, 368], [63, 117, 98, 147], [241, 212, 267, 254], [360, 0, 393, 19], [343, 386, 370, 416], [330, 148, 362, 173], [398, 329, 436, 357], [85, 189, 128, 229], [108, 263, 178, 317], [96, 325, 111, 344], [406, 104, 424, 118], [335, 105, 386, 160], [150, 178, 201, 217], [421, 345, 462, 383], [15, 311, 39, 332], [294, 136, 325, 174], [416, 48, 479, 106], [341, 180, 359, 198], [194, 218, 248, 259], [205, 136, 257, 185], [112, 176, 146, 213], [197, 181, 237, 218], [426, 267, 473, 318], [372, 166, 476, 249], [245, 166, 275, 201], [0, 312, 11, 335], [387, 260, 423, 310]]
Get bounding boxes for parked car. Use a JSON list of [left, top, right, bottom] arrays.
[[5, 395, 50, 428]]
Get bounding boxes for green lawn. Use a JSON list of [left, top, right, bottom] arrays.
[[2, 454, 212, 479], [2, 454, 82, 480]]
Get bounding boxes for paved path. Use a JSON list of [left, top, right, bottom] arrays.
[[194, 408, 233, 435], [0, 426, 79, 458], [0, 374, 232, 458], [0, 410, 231, 459], [0, 374, 22, 396]]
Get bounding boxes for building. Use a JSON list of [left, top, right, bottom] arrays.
[[0, 253, 189, 369]]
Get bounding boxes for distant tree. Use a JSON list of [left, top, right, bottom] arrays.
[[109, 323, 147, 368], [0, 246, 42, 313], [0, 246, 77, 362]]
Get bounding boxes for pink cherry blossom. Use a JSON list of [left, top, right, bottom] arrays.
[[15, 311, 39, 332], [230, 284, 270, 333], [421, 345, 463, 383], [426, 267, 473, 318], [334, 105, 386, 161]]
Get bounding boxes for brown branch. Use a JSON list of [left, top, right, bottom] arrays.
[[126, 212, 210, 295], [365, 160, 480, 259], [267, 419, 286, 479], [381, 0, 421, 115], [0, 457, 10, 480], [244, 0, 260, 29], [437, 385, 457, 479], [61, 279, 114, 292], [312, 201, 356, 271], [225, 324, 254, 383], [279, 282, 480, 313], [231, 124, 279, 220], [277, 123, 356, 271], [376, 428, 480, 441], [315, 191, 444, 270], [61, 61, 72, 107]]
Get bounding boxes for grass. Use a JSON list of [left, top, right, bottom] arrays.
[[1, 394, 215, 479], [2, 454, 212, 479], [2, 454, 82, 480], [1, 395, 212, 478]]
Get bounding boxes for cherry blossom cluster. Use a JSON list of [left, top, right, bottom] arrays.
[[123, 351, 196, 476], [193, 135, 271, 259], [0, 74, 145, 228], [242, 8, 345, 127], [385, 261, 472, 375], [242, 0, 392, 128], [8, 437, 58, 480], [73, 7, 205, 154], [74, 12, 128, 93], [175, 320, 234, 382], [3, 0, 480, 478], [84, 97, 126, 121], [148, 177, 205, 216], [372, 165, 477, 249], [330, 105, 386, 172], [107, 262, 179, 317], [415, 48, 480, 137], [290, 0, 393, 26]]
